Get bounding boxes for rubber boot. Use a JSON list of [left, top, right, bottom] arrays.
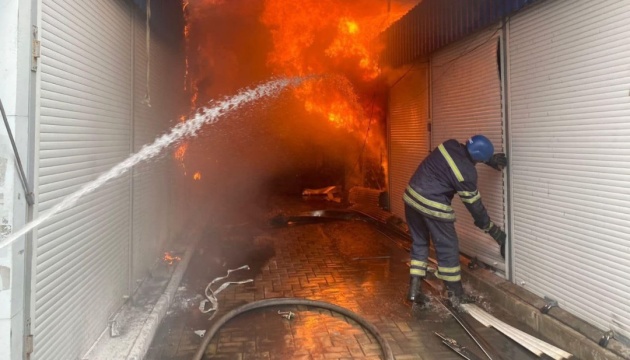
[[407, 276, 429, 307], [445, 281, 477, 308]]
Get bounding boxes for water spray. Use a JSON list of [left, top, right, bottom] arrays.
[[0, 77, 304, 249]]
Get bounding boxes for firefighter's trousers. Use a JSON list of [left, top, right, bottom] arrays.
[[404, 203, 462, 284]]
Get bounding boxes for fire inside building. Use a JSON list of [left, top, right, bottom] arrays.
[[0, 0, 629, 359]]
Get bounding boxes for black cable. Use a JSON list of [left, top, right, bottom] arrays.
[[430, 26, 502, 87], [389, 61, 420, 89], [192, 298, 395, 360], [0, 98, 34, 206]]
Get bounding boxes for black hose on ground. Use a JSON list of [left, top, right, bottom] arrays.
[[192, 298, 395, 360]]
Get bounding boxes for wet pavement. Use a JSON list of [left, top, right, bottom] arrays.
[[146, 197, 541, 360]]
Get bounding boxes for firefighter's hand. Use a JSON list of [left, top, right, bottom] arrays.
[[487, 224, 507, 258], [486, 153, 507, 171]]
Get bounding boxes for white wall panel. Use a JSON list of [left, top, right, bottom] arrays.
[[509, 0, 630, 340], [431, 27, 506, 270], [388, 64, 429, 220], [36, 1, 129, 359], [34, 1, 184, 359]]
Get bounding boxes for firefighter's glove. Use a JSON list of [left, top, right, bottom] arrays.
[[487, 224, 507, 258], [486, 153, 507, 171]]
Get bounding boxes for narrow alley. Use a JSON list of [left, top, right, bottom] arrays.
[[146, 197, 541, 360]]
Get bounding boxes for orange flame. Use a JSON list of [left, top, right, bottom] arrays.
[[193, 172, 202, 180], [175, 1, 199, 170], [163, 252, 182, 265], [325, 18, 380, 81], [174, 143, 188, 162], [260, 1, 417, 188], [261, 1, 391, 131], [179, 1, 416, 189]]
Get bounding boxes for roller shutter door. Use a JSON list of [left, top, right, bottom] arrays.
[[388, 64, 429, 220], [431, 26, 506, 271], [35, 1, 133, 359], [130, 10, 173, 288], [508, 0, 630, 340]]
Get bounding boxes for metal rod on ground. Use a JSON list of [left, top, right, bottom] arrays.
[[437, 297, 505, 360], [461, 304, 572, 360], [435, 332, 486, 360]]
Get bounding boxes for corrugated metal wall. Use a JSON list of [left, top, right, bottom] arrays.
[[34, 1, 184, 359], [382, 0, 538, 68], [36, 1, 133, 358], [431, 26, 506, 270], [509, 0, 630, 340], [130, 8, 179, 289], [388, 64, 429, 220]]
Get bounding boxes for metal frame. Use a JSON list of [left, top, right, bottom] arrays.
[[4, 0, 41, 358], [500, 17, 513, 281], [128, 1, 136, 297], [26, 0, 41, 358], [386, 92, 392, 212]]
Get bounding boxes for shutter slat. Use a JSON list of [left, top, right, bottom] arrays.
[[388, 64, 429, 220], [35, 1, 133, 359], [431, 27, 506, 270], [509, 0, 630, 341]]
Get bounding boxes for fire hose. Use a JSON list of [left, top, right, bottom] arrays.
[[191, 298, 395, 360]]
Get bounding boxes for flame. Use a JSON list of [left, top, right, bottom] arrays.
[[259, 1, 420, 188], [325, 18, 380, 81], [179, 0, 417, 189], [175, 1, 199, 171], [163, 252, 182, 265], [174, 143, 188, 162], [261, 1, 390, 130], [193, 172, 202, 180]]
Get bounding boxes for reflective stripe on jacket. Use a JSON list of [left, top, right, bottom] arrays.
[[403, 139, 491, 229]]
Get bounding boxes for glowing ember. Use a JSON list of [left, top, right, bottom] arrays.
[[174, 143, 188, 162], [163, 252, 182, 265], [193, 172, 202, 180]]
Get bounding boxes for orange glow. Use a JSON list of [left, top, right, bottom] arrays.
[[175, 0, 199, 170], [183, 1, 191, 90], [258, 0, 420, 189], [325, 18, 380, 81], [345, 20, 359, 34], [260, 1, 394, 130], [193, 172, 202, 180], [163, 252, 182, 265], [174, 143, 188, 162], [179, 1, 418, 189]]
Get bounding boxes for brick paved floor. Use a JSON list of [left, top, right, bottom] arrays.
[[146, 198, 540, 360]]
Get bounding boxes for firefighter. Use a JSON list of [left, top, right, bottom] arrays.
[[404, 135, 507, 307]]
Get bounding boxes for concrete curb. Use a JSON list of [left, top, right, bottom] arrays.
[[369, 210, 629, 360], [463, 267, 628, 360], [126, 243, 196, 360]]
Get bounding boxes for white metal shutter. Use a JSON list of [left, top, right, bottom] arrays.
[[508, 0, 630, 339], [431, 27, 506, 270], [35, 1, 133, 359], [130, 10, 173, 288], [388, 64, 429, 220]]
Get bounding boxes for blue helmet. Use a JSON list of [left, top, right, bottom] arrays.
[[466, 135, 494, 162]]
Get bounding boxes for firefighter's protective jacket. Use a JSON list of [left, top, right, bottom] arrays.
[[403, 139, 492, 230]]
